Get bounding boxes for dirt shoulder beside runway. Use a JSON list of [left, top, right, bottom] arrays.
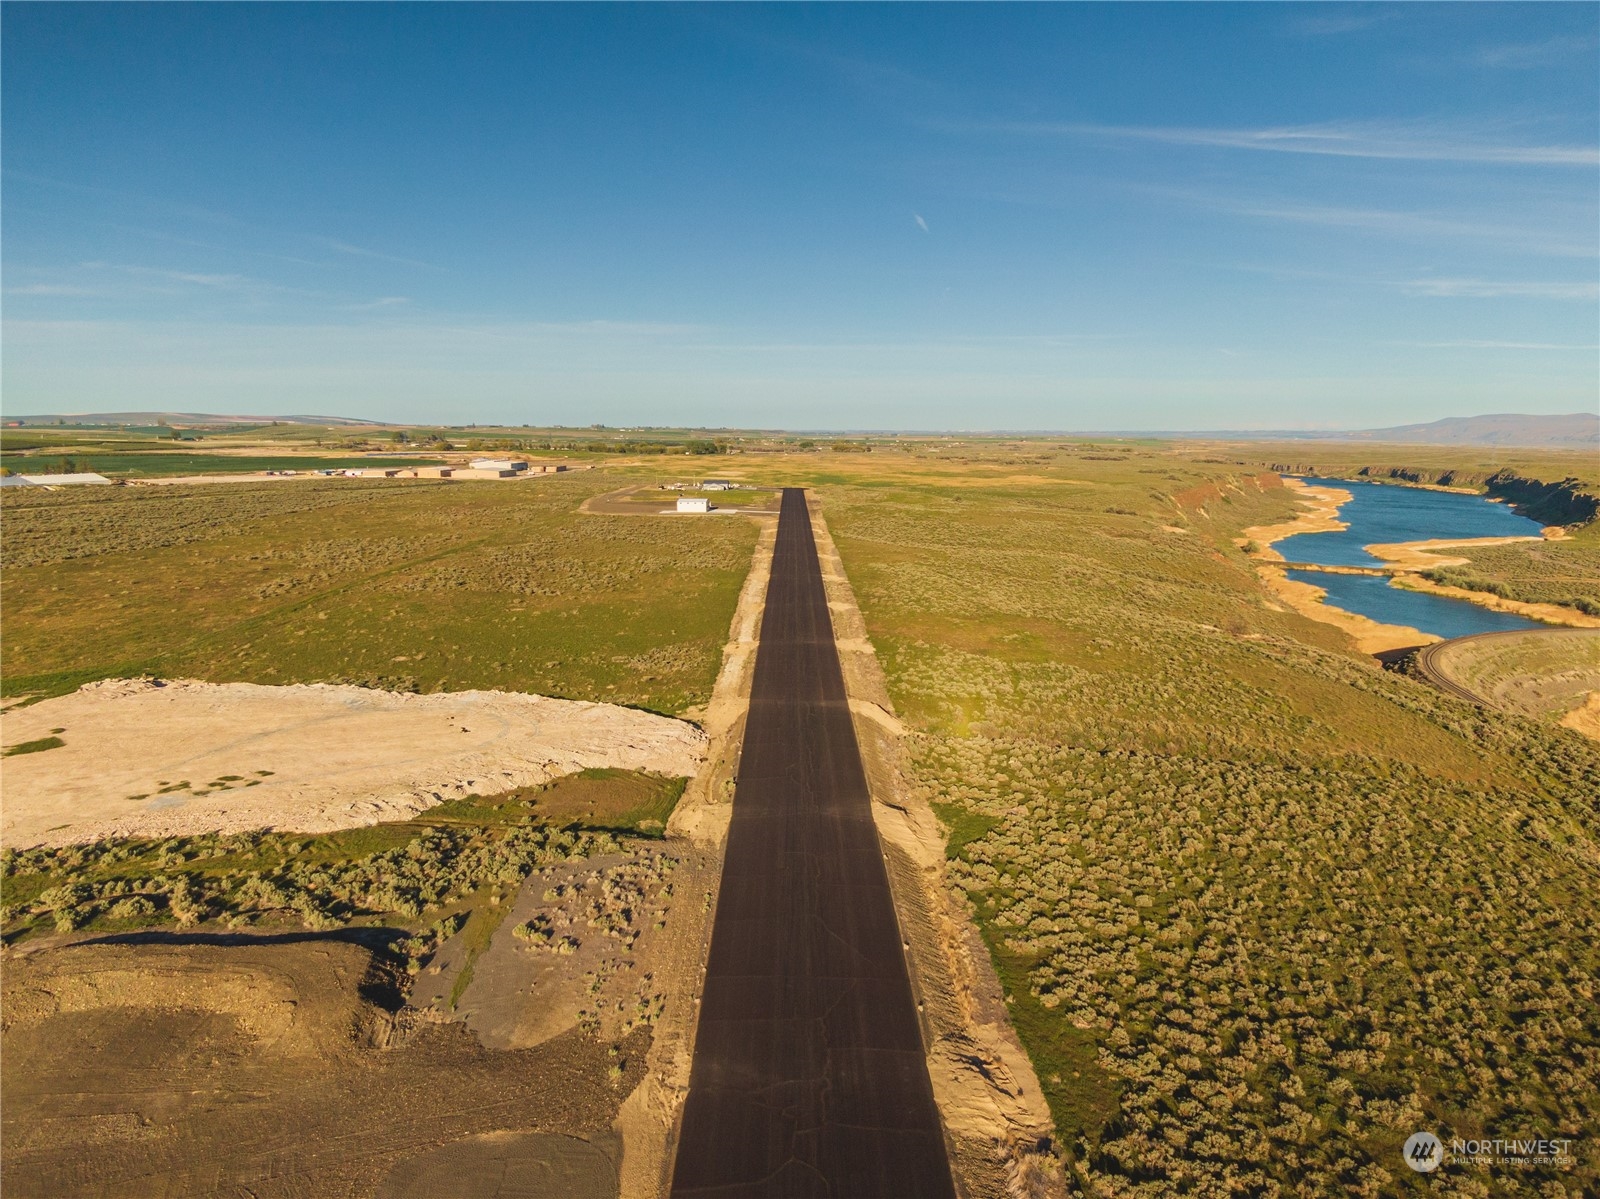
[[614, 508, 779, 1199]]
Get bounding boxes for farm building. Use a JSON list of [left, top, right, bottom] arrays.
[[677, 496, 710, 513], [470, 459, 528, 473]]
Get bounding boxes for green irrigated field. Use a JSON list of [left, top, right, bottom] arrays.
[[1, 471, 756, 715], [0, 452, 446, 477], [793, 443, 1600, 1195]]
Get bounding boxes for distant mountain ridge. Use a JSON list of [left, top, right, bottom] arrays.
[[6, 412, 382, 427], [1123, 413, 1598, 448], [7, 410, 1594, 447], [1344, 413, 1597, 448]]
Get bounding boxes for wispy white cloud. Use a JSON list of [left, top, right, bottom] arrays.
[[1399, 340, 1599, 351], [1474, 35, 1597, 70], [1210, 197, 1596, 258], [913, 212, 930, 234], [317, 238, 438, 270], [1398, 278, 1599, 300], [5, 172, 436, 271], [85, 262, 295, 296], [4, 284, 104, 297], [1285, 11, 1395, 37], [977, 119, 1598, 167], [340, 296, 412, 311]]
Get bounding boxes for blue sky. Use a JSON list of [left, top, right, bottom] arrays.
[[3, 3, 1596, 429]]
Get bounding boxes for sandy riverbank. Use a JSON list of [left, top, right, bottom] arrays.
[[1255, 565, 1438, 654], [1238, 478, 1352, 563], [1365, 533, 1553, 572], [1390, 574, 1600, 629]]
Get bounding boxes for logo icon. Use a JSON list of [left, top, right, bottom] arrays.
[[1403, 1131, 1444, 1173]]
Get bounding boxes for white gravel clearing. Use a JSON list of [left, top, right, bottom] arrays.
[[1, 678, 706, 848]]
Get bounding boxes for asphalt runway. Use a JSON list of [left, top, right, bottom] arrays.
[[669, 489, 956, 1199]]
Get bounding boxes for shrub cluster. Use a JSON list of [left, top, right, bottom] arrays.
[[821, 454, 1600, 1195], [1, 821, 621, 936]]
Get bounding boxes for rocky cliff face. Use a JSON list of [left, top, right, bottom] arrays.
[[1482, 471, 1600, 527]]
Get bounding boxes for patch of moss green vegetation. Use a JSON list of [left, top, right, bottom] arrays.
[[3, 735, 65, 757], [928, 801, 998, 860], [528, 767, 687, 836], [0, 472, 755, 715], [448, 894, 517, 1009], [800, 443, 1600, 1194], [987, 939, 1121, 1150]]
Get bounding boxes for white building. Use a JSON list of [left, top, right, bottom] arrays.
[[470, 459, 529, 472], [677, 496, 710, 513], [702, 480, 735, 490], [0, 472, 114, 487]]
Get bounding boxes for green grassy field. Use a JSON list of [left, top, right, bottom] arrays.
[[1, 452, 445, 477], [785, 443, 1600, 1195], [1, 471, 756, 715]]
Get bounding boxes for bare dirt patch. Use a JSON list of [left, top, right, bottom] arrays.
[[1, 936, 636, 1198], [414, 847, 688, 1052], [377, 1130, 620, 1199], [1562, 691, 1600, 740], [1, 679, 706, 848]]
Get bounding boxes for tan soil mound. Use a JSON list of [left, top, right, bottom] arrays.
[[1, 939, 379, 1054], [1562, 691, 1600, 741], [1, 679, 706, 848]]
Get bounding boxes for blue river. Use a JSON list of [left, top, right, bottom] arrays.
[[1274, 478, 1544, 567], [1274, 478, 1545, 639]]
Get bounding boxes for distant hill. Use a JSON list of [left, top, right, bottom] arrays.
[[5, 412, 384, 428], [1343, 413, 1598, 448], [1147, 413, 1598, 448]]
